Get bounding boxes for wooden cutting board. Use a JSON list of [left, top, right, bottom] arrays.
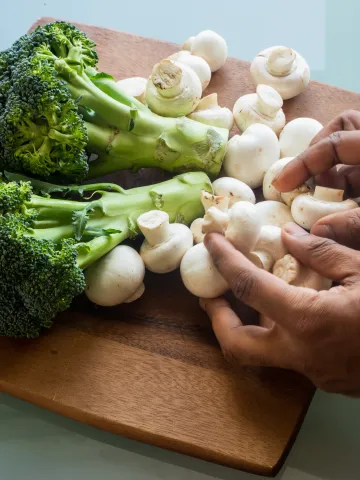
[[1, 17, 360, 477]]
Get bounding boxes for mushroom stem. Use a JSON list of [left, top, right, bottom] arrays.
[[202, 207, 229, 234], [200, 191, 230, 212], [248, 250, 273, 271], [124, 283, 145, 303], [256, 84, 283, 118], [137, 211, 171, 247], [151, 60, 183, 98], [313, 186, 344, 202], [267, 47, 296, 76]]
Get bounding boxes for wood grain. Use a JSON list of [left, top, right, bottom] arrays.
[[1, 17, 360, 476]]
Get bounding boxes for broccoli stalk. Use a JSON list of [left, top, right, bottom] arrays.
[[0, 171, 212, 338], [0, 22, 229, 182]]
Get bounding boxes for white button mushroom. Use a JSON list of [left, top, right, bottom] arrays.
[[212, 177, 255, 206], [146, 59, 202, 117], [183, 30, 228, 72], [291, 186, 358, 230], [190, 217, 206, 244], [279, 118, 323, 158], [188, 94, 234, 130], [250, 46, 310, 100], [203, 202, 288, 272], [263, 157, 295, 201], [249, 225, 288, 271], [255, 200, 294, 227], [262, 157, 310, 206], [137, 210, 193, 273], [168, 51, 211, 91], [223, 123, 280, 188], [224, 201, 261, 253], [233, 85, 286, 136], [85, 245, 145, 306], [202, 206, 229, 235], [273, 254, 332, 291], [180, 243, 228, 298], [116, 77, 148, 104], [189, 190, 230, 244], [200, 190, 230, 212]]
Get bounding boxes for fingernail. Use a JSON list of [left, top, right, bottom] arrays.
[[283, 222, 309, 236], [311, 223, 334, 240]]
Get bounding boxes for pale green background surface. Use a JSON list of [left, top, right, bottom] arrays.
[[0, 1, 359, 479]]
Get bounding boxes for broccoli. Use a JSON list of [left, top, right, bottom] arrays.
[[0, 21, 229, 183], [0, 170, 211, 338]]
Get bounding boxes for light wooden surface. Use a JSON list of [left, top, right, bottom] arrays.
[[1, 17, 360, 477]]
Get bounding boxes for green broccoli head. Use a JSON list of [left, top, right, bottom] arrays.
[[0, 21, 97, 182], [0, 210, 86, 338], [0, 52, 89, 181], [0, 178, 32, 213]]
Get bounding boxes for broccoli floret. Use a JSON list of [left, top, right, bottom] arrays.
[[0, 21, 228, 182], [0, 171, 212, 338]]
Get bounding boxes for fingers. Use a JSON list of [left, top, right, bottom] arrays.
[[200, 297, 292, 368], [310, 110, 360, 145], [316, 165, 360, 197], [282, 223, 360, 281], [273, 130, 360, 192], [311, 208, 360, 250], [204, 233, 312, 325]]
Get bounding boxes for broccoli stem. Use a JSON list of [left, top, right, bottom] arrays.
[[85, 115, 229, 179], [25, 171, 213, 268], [55, 61, 229, 178]]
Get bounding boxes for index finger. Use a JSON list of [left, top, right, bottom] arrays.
[[204, 232, 316, 327], [273, 130, 360, 192]]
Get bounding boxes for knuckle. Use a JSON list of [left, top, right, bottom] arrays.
[[306, 236, 338, 263], [341, 109, 360, 128], [344, 209, 360, 243], [231, 268, 256, 303]]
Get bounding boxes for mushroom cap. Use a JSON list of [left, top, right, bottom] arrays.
[[262, 157, 295, 201], [291, 193, 358, 230], [223, 124, 280, 188], [168, 51, 211, 91], [279, 117, 323, 158], [225, 201, 261, 253], [188, 30, 228, 72], [255, 200, 294, 227], [85, 245, 145, 306], [212, 177, 256, 206], [140, 223, 193, 274], [190, 218, 205, 244], [180, 243, 228, 298], [146, 59, 202, 117], [188, 94, 234, 130], [233, 85, 285, 135], [116, 77, 147, 104], [250, 46, 310, 100]]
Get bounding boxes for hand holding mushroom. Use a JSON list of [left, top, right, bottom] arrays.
[[273, 110, 360, 239], [200, 226, 360, 395]]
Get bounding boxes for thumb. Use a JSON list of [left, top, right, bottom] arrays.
[[311, 208, 360, 250], [282, 223, 360, 282]]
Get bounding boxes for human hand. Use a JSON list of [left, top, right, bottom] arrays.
[[273, 110, 360, 249], [201, 227, 360, 396]]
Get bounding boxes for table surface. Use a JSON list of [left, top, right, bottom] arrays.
[[1, 1, 360, 479]]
